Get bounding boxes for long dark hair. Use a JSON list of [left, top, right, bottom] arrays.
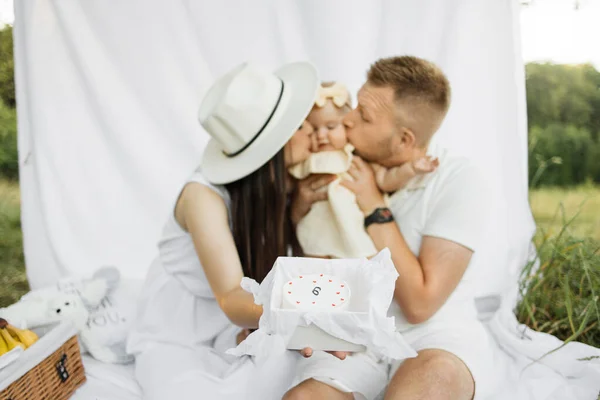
[[224, 149, 302, 283]]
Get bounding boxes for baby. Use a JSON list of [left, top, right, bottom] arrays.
[[289, 82, 438, 259]]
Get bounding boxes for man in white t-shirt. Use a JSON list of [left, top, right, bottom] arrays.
[[287, 56, 499, 400]]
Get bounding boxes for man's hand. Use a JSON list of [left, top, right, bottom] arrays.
[[341, 156, 386, 215], [290, 174, 336, 226], [300, 347, 350, 360]]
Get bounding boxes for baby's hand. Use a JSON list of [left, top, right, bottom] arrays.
[[370, 163, 388, 188], [411, 156, 439, 175]]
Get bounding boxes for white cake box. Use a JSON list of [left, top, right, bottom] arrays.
[[278, 273, 363, 352], [228, 249, 417, 361]]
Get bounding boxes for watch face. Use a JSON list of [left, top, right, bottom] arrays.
[[379, 209, 393, 219]]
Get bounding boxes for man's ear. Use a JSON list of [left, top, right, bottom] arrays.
[[400, 127, 417, 148], [391, 127, 416, 152]]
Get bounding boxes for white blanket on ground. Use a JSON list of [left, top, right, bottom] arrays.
[[13, 0, 599, 398], [72, 321, 600, 400], [485, 305, 600, 400], [71, 356, 141, 400]]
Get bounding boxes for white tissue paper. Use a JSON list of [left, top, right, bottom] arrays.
[[227, 249, 417, 362]]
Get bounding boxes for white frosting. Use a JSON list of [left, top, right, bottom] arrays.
[[281, 274, 350, 311]]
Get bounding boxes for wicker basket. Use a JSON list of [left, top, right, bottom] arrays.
[[0, 324, 86, 400]]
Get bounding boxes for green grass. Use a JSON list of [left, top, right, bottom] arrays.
[[529, 184, 600, 242], [517, 234, 599, 349], [0, 180, 599, 348], [517, 184, 600, 348]]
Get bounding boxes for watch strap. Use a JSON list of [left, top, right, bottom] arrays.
[[364, 207, 394, 228]]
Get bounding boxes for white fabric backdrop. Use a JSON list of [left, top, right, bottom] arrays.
[[13, 1, 600, 399], [14, 0, 534, 297]]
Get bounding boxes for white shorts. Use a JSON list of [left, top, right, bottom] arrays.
[[391, 319, 500, 399], [295, 319, 500, 400], [294, 350, 389, 400]]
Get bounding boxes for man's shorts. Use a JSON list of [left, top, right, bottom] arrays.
[[293, 350, 389, 400], [294, 319, 500, 400]]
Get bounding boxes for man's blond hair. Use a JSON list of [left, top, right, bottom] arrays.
[[367, 56, 451, 146]]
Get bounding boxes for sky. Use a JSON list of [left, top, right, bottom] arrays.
[[520, 0, 600, 68], [0, 0, 12, 27], [0, 0, 598, 69]]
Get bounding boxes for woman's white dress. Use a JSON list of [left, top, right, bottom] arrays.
[[127, 171, 299, 400]]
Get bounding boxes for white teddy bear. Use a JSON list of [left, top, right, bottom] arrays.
[[0, 267, 134, 364]]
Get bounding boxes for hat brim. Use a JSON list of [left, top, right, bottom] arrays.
[[200, 62, 319, 185]]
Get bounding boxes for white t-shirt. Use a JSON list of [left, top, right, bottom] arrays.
[[387, 145, 491, 332]]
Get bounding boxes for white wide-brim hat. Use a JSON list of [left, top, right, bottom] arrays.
[[199, 61, 319, 184]]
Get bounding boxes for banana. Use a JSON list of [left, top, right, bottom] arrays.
[[0, 328, 25, 351], [0, 318, 38, 348], [0, 333, 8, 356], [0, 318, 26, 351], [5, 324, 38, 348]]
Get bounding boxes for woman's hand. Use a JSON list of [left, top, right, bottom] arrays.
[[290, 174, 336, 226], [341, 156, 386, 216]]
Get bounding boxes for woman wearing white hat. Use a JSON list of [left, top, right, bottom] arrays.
[[127, 61, 331, 399]]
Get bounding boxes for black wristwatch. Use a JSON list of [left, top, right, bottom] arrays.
[[364, 207, 394, 228]]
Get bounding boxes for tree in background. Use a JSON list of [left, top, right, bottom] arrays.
[[526, 63, 600, 139], [0, 25, 15, 108], [526, 63, 600, 186], [0, 25, 17, 180], [0, 26, 19, 180], [0, 98, 17, 180], [529, 124, 597, 187]]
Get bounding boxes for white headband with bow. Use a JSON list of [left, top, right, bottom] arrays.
[[314, 82, 351, 108]]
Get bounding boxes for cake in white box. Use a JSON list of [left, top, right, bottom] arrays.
[[227, 250, 418, 361], [281, 274, 350, 311]]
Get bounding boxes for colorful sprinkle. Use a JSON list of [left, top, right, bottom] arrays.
[[332, 303, 336, 306], [336, 292, 340, 295], [296, 301, 300, 304], [340, 298, 344, 301], [329, 280, 332, 282], [288, 291, 291, 294]]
